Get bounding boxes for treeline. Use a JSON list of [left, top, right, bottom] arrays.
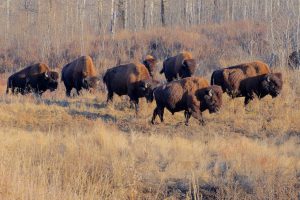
[[0, 0, 299, 72]]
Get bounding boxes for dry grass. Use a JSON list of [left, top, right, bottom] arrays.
[[0, 68, 299, 199]]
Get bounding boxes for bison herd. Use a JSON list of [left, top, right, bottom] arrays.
[[6, 52, 283, 125]]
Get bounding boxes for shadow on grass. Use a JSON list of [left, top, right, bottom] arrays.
[[68, 110, 116, 122], [42, 99, 107, 110]]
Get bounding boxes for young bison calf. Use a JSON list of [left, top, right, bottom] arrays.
[[151, 77, 223, 126]]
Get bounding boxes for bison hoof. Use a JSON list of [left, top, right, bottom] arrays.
[[185, 122, 189, 126]]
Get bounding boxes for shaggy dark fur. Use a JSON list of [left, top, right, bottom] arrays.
[[103, 62, 159, 113], [160, 52, 196, 82], [151, 77, 223, 125], [26, 71, 59, 96], [239, 73, 283, 105], [210, 61, 271, 96], [6, 63, 55, 95], [61, 56, 99, 96]]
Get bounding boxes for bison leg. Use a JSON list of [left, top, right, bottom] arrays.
[[184, 110, 191, 126], [106, 91, 113, 103], [65, 86, 72, 97], [151, 106, 164, 124], [129, 97, 139, 113], [189, 108, 205, 126], [76, 88, 81, 96], [134, 99, 139, 114], [244, 95, 254, 106], [66, 89, 71, 97], [11, 86, 15, 94], [151, 107, 159, 124], [158, 107, 164, 122]]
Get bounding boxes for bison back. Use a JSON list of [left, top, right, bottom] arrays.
[[62, 56, 96, 84], [162, 56, 177, 78], [13, 63, 50, 79], [227, 61, 270, 77]]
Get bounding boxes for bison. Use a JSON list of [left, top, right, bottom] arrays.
[[288, 50, 300, 69], [151, 77, 223, 126], [234, 72, 283, 105], [61, 56, 100, 96], [6, 63, 56, 95], [211, 61, 270, 97], [26, 71, 59, 96], [160, 52, 197, 82], [103, 59, 158, 112]]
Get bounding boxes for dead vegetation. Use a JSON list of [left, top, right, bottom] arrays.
[[0, 64, 299, 199], [0, 11, 299, 198]]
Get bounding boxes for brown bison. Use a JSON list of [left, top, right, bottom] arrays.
[[61, 56, 100, 96], [233, 72, 283, 105], [6, 63, 58, 95], [288, 50, 300, 69], [160, 52, 197, 82], [151, 77, 223, 126], [211, 61, 270, 97], [103, 59, 158, 112]]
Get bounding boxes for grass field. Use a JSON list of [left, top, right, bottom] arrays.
[[0, 68, 299, 199]]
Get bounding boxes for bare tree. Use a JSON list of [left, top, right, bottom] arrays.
[[110, 0, 116, 34], [161, 0, 166, 26]]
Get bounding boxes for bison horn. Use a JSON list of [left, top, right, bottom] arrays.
[[208, 89, 213, 96], [266, 75, 271, 82], [45, 72, 49, 78], [145, 82, 150, 88]]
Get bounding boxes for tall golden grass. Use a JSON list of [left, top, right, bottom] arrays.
[[0, 65, 299, 199]]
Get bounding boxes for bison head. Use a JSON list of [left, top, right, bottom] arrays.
[[82, 76, 100, 90], [45, 71, 59, 91], [143, 55, 157, 77], [180, 59, 196, 78], [137, 79, 160, 103], [203, 86, 223, 113], [261, 73, 283, 98]]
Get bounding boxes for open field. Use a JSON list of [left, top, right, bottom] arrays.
[[0, 67, 299, 199], [1, 1, 300, 197]]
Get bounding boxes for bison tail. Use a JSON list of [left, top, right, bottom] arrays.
[[6, 79, 11, 94], [210, 72, 215, 85]]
